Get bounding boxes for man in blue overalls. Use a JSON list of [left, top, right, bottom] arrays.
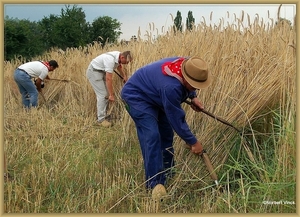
[[121, 56, 212, 199]]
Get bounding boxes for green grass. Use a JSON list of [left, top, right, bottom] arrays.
[[4, 102, 296, 213]]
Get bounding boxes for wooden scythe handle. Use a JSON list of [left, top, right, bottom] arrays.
[[201, 150, 218, 182]]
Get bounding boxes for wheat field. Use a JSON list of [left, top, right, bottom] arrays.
[[3, 11, 296, 213]]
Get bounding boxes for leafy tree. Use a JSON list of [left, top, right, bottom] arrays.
[[89, 16, 122, 46], [131, 35, 137, 41], [4, 4, 123, 60], [4, 17, 45, 61], [186, 11, 195, 31], [38, 14, 60, 49], [39, 5, 90, 50], [173, 11, 182, 32]]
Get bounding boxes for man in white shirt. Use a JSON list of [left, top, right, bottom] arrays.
[[86, 51, 132, 127], [14, 60, 59, 108]]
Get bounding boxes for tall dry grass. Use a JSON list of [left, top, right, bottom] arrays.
[[3, 11, 296, 213]]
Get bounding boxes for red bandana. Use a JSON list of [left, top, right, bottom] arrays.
[[40, 61, 50, 70], [162, 57, 185, 84]]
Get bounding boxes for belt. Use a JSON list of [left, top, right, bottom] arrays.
[[17, 68, 29, 74], [94, 69, 105, 73], [91, 65, 105, 73], [17, 68, 31, 77]]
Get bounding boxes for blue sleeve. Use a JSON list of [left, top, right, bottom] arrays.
[[189, 91, 197, 99], [160, 85, 197, 145]]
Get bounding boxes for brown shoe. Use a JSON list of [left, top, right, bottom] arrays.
[[152, 184, 167, 201]]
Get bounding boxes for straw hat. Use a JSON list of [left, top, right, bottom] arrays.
[[181, 56, 212, 89]]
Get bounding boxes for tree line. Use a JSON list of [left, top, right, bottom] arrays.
[[4, 5, 195, 61], [4, 5, 122, 61]]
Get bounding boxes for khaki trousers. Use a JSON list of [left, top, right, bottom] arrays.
[[86, 64, 108, 122]]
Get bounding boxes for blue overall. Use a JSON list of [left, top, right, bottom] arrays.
[[121, 57, 197, 189]]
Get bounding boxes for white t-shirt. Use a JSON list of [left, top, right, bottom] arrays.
[[18, 61, 49, 80], [91, 51, 120, 73]]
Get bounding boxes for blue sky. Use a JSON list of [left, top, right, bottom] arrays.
[[4, 4, 296, 40]]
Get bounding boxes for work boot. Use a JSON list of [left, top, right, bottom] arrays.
[[94, 120, 112, 127], [152, 184, 167, 201]]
